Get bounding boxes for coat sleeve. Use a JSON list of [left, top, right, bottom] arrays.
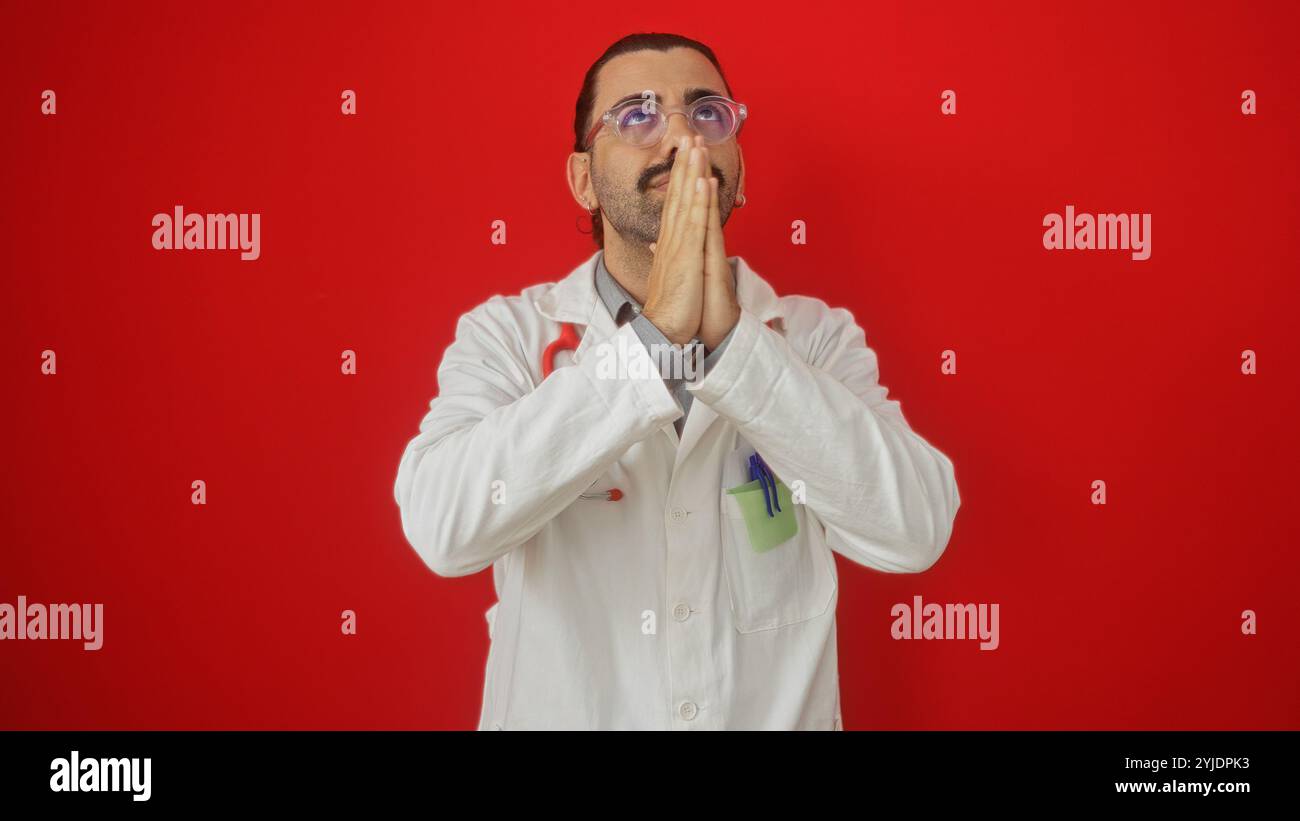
[[394, 302, 683, 577], [685, 301, 960, 573]]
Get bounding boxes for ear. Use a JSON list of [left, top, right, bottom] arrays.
[[735, 142, 746, 203], [566, 151, 597, 211]]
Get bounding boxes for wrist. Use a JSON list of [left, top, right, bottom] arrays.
[[699, 307, 740, 350], [641, 306, 695, 346]]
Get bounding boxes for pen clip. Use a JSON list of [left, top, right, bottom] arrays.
[[750, 453, 776, 517]]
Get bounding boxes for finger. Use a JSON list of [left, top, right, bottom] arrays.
[[659, 136, 691, 246], [678, 176, 709, 323], [705, 176, 726, 271], [697, 144, 714, 227], [683, 174, 709, 253], [674, 146, 704, 243], [711, 177, 725, 240]]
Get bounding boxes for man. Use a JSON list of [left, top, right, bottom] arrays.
[[394, 33, 960, 730]]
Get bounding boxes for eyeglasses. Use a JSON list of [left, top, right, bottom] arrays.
[[584, 95, 748, 151]]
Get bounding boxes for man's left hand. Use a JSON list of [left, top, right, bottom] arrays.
[[698, 160, 740, 351]]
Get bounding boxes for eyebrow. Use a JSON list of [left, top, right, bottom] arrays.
[[606, 86, 726, 110]]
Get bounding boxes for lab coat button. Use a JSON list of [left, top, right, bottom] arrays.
[[672, 602, 691, 621], [678, 701, 698, 721], [669, 507, 687, 523]]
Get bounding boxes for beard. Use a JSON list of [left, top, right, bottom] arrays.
[[591, 160, 733, 247]]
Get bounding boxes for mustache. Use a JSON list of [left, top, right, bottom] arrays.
[[638, 156, 727, 193]]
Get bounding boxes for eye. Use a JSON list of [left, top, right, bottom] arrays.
[[693, 103, 724, 121], [619, 106, 656, 128]]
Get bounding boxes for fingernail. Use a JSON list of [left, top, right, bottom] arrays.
[[696, 178, 704, 191]]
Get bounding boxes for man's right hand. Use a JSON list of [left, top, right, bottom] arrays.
[[642, 135, 712, 346]]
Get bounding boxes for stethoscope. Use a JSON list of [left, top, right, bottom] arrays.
[[541, 322, 581, 378], [544, 321, 623, 503]]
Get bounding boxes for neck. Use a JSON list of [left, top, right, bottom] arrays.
[[601, 234, 654, 305]]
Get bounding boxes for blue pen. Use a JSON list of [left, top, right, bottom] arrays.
[[748, 453, 781, 517], [747, 455, 770, 516], [759, 454, 781, 514]]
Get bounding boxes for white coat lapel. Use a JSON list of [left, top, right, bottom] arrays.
[[534, 252, 680, 446]]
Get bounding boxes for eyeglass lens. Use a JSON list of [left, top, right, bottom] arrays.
[[615, 99, 738, 145]]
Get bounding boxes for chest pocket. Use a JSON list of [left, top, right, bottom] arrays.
[[718, 441, 837, 633]]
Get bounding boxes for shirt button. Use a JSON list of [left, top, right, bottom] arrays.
[[679, 701, 698, 721], [669, 507, 687, 523], [673, 602, 691, 621]]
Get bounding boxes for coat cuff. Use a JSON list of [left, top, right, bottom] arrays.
[[580, 321, 685, 425], [701, 321, 737, 375], [683, 309, 768, 416]]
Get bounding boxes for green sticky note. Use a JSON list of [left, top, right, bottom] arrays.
[[725, 479, 798, 553]]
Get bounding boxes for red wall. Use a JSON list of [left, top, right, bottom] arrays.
[[3, 0, 1297, 729]]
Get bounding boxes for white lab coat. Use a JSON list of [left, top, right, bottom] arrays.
[[394, 251, 960, 730]]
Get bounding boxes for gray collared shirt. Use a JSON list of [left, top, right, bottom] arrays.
[[593, 251, 736, 435]]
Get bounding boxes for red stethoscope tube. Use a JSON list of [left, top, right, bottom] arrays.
[[541, 321, 582, 378]]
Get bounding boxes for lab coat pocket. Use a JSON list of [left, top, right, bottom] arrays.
[[719, 482, 836, 634], [726, 479, 798, 552]]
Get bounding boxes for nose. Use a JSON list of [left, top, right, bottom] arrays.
[[656, 110, 695, 158]]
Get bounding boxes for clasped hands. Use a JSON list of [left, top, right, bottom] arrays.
[[641, 135, 740, 352]]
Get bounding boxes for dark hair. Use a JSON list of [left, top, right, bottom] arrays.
[[573, 33, 733, 248]]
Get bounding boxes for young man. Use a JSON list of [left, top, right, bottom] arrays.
[[394, 33, 960, 730]]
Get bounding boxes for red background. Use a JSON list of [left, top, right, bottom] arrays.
[[3, 1, 1297, 729]]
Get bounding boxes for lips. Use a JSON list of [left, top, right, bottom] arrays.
[[648, 174, 669, 190]]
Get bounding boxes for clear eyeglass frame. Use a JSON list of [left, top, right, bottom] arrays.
[[584, 95, 748, 151]]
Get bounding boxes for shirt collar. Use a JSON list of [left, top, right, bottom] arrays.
[[593, 251, 641, 327]]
